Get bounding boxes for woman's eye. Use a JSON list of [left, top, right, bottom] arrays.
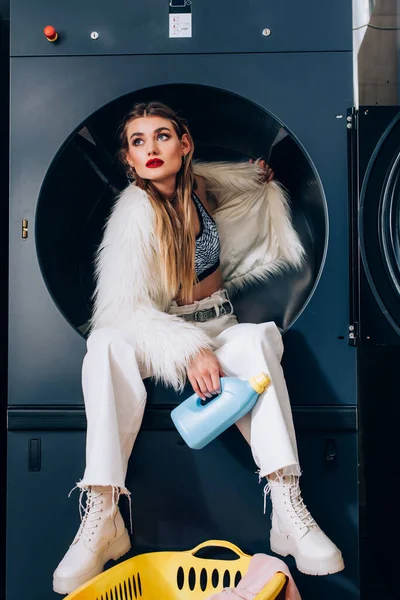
[[158, 133, 169, 141], [132, 138, 143, 146]]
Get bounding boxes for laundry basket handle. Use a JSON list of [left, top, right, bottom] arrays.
[[189, 540, 249, 558]]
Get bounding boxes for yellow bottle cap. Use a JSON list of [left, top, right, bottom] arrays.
[[249, 372, 271, 394]]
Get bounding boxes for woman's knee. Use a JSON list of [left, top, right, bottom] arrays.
[[231, 322, 283, 360], [233, 323, 265, 346], [259, 322, 284, 361]]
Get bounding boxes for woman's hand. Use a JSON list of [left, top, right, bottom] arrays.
[[249, 158, 275, 183], [187, 348, 225, 401]]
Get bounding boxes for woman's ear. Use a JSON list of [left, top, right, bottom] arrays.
[[181, 133, 192, 157], [123, 151, 134, 169]]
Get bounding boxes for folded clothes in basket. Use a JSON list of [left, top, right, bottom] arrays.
[[206, 553, 301, 600]]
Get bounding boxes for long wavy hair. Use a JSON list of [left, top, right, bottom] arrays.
[[118, 101, 197, 304]]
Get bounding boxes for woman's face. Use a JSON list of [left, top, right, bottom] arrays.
[[125, 116, 191, 183]]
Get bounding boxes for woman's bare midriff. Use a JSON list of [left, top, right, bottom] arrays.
[[174, 267, 224, 306]]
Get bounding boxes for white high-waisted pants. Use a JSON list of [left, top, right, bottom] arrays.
[[79, 289, 300, 493]]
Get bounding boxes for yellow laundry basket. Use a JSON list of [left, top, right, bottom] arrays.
[[65, 540, 287, 600]]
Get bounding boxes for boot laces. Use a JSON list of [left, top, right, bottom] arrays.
[[68, 484, 133, 537], [261, 473, 317, 531], [75, 488, 105, 541], [287, 477, 316, 530]]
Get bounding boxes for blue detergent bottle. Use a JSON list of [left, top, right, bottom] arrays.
[[171, 372, 271, 450]]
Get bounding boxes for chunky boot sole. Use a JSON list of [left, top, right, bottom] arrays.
[[53, 529, 131, 595], [270, 530, 345, 576]]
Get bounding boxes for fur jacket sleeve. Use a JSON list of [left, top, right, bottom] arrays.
[[91, 160, 304, 392], [193, 161, 304, 293]]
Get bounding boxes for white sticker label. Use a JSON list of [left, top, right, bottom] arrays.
[[169, 13, 192, 38]]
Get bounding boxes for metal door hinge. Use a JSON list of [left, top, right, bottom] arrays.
[[348, 322, 359, 345], [346, 114, 357, 130], [22, 218, 28, 239]]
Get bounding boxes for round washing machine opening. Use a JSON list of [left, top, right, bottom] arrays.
[[35, 84, 327, 337], [360, 112, 400, 335]]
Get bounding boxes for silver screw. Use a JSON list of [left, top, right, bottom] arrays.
[[262, 28, 271, 37], [349, 333, 355, 339], [347, 116, 352, 122], [91, 31, 99, 40], [347, 123, 352, 129], [349, 325, 354, 331]]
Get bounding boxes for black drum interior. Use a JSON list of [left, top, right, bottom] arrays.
[[35, 84, 327, 335]]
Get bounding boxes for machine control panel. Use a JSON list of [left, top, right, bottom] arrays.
[[10, 0, 352, 57]]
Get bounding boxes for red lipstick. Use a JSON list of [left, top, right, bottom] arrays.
[[146, 159, 164, 168]]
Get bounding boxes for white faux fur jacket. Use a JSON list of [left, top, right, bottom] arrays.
[[91, 161, 304, 391]]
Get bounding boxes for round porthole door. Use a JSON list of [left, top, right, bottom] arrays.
[[360, 113, 400, 336], [35, 84, 328, 337]]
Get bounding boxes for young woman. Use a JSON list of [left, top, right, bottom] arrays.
[[53, 102, 344, 595]]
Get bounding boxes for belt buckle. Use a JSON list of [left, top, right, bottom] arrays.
[[219, 301, 229, 316], [219, 301, 233, 317], [194, 307, 216, 322]]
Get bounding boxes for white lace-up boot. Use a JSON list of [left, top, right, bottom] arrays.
[[53, 486, 131, 595], [267, 475, 345, 576]]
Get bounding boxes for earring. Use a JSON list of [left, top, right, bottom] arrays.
[[182, 154, 187, 164], [128, 165, 136, 180]]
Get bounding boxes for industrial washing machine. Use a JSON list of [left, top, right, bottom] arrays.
[[351, 105, 400, 581], [7, 2, 358, 599], [354, 106, 400, 346]]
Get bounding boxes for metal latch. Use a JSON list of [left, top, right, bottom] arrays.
[[22, 218, 28, 239]]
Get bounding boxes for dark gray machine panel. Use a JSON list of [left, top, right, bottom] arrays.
[[7, 426, 358, 600], [7, 3, 358, 600], [9, 52, 354, 407], [10, 0, 352, 57]]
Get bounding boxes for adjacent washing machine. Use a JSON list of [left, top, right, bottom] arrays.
[[352, 105, 400, 581], [354, 106, 400, 345], [7, 2, 358, 599]]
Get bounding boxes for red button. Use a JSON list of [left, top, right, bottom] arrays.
[[44, 26, 58, 42]]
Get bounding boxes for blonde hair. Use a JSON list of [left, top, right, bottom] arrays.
[[118, 101, 197, 303]]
